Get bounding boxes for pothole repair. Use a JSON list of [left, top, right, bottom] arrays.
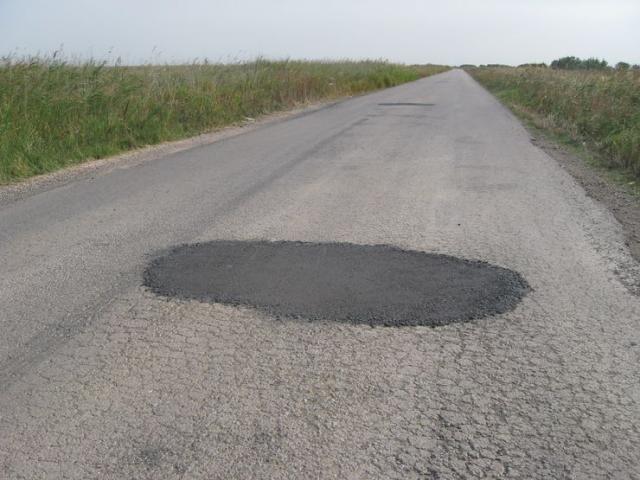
[[378, 102, 435, 107], [144, 240, 529, 327]]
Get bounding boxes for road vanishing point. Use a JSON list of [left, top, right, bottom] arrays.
[[1, 70, 639, 479]]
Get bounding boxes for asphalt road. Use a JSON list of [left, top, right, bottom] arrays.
[[1, 69, 639, 479]]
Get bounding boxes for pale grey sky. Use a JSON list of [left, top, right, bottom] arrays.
[[1, 0, 638, 65]]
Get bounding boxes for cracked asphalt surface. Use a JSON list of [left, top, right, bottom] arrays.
[[1, 70, 639, 479]]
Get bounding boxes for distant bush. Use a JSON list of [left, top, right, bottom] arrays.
[[550, 56, 609, 70], [518, 63, 547, 68], [616, 62, 631, 70]]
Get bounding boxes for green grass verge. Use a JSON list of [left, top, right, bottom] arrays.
[[468, 67, 640, 182], [0, 59, 448, 183], [523, 112, 639, 196]]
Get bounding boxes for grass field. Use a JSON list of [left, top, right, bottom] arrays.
[[469, 67, 640, 180], [0, 59, 448, 183]]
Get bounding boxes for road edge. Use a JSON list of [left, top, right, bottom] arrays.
[[0, 98, 345, 206], [527, 128, 640, 263], [0, 71, 453, 207], [466, 74, 640, 268]]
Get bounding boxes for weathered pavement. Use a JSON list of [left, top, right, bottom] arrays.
[[1, 69, 639, 479]]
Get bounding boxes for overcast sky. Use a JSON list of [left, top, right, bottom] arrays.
[[1, 0, 638, 66]]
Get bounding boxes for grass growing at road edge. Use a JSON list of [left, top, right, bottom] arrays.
[[468, 67, 640, 182], [0, 58, 448, 183]]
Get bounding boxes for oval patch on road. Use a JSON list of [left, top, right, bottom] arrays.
[[144, 241, 529, 327]]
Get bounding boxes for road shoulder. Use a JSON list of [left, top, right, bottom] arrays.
[[527, 128, 640, 265], [0, 99, 342, 207]]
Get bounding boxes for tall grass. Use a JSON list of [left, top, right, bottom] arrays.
[[0, 58, 448, 183], [469, 67, 640, 178]]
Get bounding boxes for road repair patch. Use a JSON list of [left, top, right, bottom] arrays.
[[144, 240, 529, 327], [378, 102, 435, 107]]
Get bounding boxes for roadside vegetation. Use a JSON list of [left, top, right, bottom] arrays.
[[0, 58, 448, 183], [469, 63, 640, 179]]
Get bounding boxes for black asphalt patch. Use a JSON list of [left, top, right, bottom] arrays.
[[144, 241, 529, 327], [378, 102, 435, 107]]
